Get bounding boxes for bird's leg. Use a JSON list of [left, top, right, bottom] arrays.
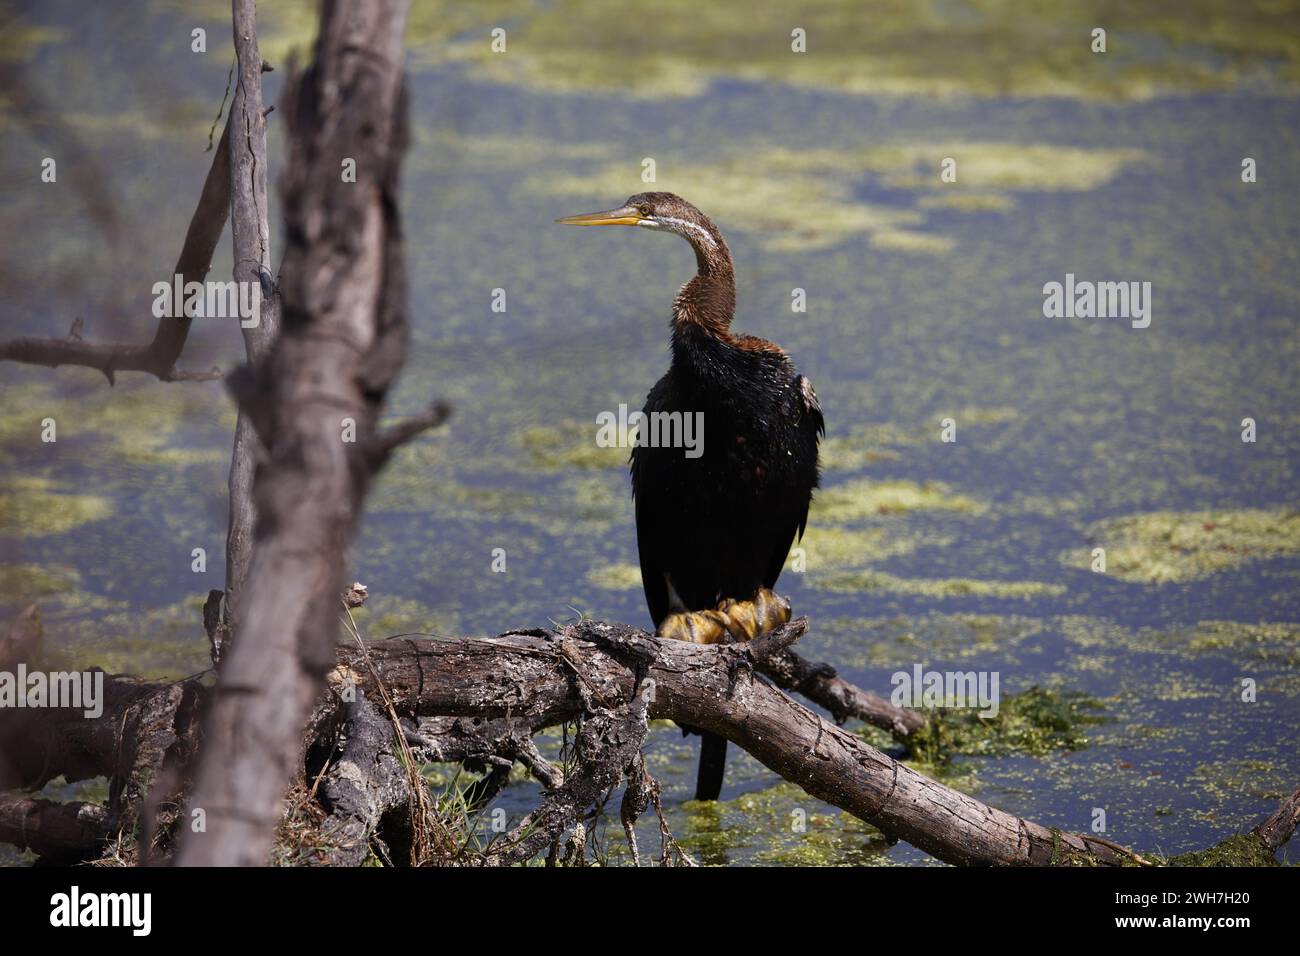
[[716, 588, 791, 642]]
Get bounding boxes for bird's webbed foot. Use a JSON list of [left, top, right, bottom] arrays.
[[716, 588, 791, 641], [656, 588, 792, 645], [656, 608, 736, 645]]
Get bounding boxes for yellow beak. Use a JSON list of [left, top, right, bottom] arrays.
[[555, 205, 644, 227]]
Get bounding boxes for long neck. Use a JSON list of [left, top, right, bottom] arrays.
[[671, 222, 735, 346]]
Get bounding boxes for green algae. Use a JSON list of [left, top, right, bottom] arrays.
[[818, 411, 1018, 473], [1167, 833, 1279, 867], [818, 422, 920, 470], [0, 378, 232, 470], [519, 423, 627, 471], [814, 569, 1065, 599], [1, 562, 81, 600], [859, 143, 1148, 192], [558, 474, 628, 526], [678, 781, 893, 867], [0, 21, 64, 66], [538, 139, 1142, 260], [797, 523, 932, 572], [586, 562, 642, 591], [0, 477, 113, 537], [906, 686, 1106, 763], [811, 479, 984, 522], [1190, 760, 1290, 805], [815, 612, 1047, 670], [1063, 508, 1300, 583], [918, 193, 1016, 213], [46, 596, 211, 678], [403, 0, 1300, 100], [350, 595, 464, 640]]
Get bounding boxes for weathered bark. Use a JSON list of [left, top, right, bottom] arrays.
[[176, 0, 419, 867], [0, 617, 204, 863], [1254, 786, 1300, 854], [219, 0, 283, 645], [488, 667, 654, 866], [0, 114, 232, 383], [312, 695, 410, 866], [0, 797, 110, 861]]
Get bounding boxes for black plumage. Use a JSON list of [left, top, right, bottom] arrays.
[[632, 324, 823, 628], [558, 192, 823, 800]]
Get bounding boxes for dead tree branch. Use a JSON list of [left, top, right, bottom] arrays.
[[175, 0, 418, 867], [1254, 786, 1300, 855], [4, 606, 1296, 867], [0, 796, 111, 862], [487, 663, 654, 866], [219, 0, 284, 644], [312, 695, 411, 867], [0, 115, 232, 383]]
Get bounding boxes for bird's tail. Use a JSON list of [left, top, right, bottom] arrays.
[[694, 731, 727, 801]]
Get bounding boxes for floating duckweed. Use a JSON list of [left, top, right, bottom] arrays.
[[561, 475, 629, 525], [537, 139, 1152, 255], [0, 21, 65, 66], [679, 781, 891, 867], [1190, 759, 1289, 805], [818, 422, 919, 471], [797, 524, 938, 574], [906, 686, 1106, 763], [49, 596, 210, 678], [420, 0, 1300, 100], [0, 378, 231, 468], [917, 193, 1015, 213], [814, 570, 1065, 599], [586, 562, 642, 591], [0, 477, 113, 537], [949, 406, 1021, 426], [349, 595, 463, 639], [520, 423, 627, 471], [812, 479, 984, 522], [1062, 508, 1300, 583], [1167, 833, 1279, 867], [859, 143, 1148, 192], [1, 563, 81, 600]]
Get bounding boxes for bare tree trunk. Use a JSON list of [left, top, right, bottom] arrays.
[[176, 0, 415, 867]]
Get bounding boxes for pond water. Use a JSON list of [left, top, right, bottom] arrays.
[[1, 1, 1297, 865]]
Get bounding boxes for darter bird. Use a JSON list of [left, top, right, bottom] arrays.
[[557, 193, 823, 801]]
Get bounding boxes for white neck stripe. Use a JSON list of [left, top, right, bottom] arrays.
[[658, 215, 717, 249]]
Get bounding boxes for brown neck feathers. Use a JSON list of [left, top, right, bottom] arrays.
[[671, 217, 735, 339]]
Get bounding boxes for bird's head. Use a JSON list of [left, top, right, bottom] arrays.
[[556, 192, 725, 258]]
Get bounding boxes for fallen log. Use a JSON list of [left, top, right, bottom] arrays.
[[3, 610, 1296, 866]]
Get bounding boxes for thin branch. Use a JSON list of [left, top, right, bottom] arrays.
[[367, 400, 454, 467], [0, 114, 234, 383]]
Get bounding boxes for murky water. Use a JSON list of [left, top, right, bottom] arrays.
[[2, 1, 1297, 865]]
